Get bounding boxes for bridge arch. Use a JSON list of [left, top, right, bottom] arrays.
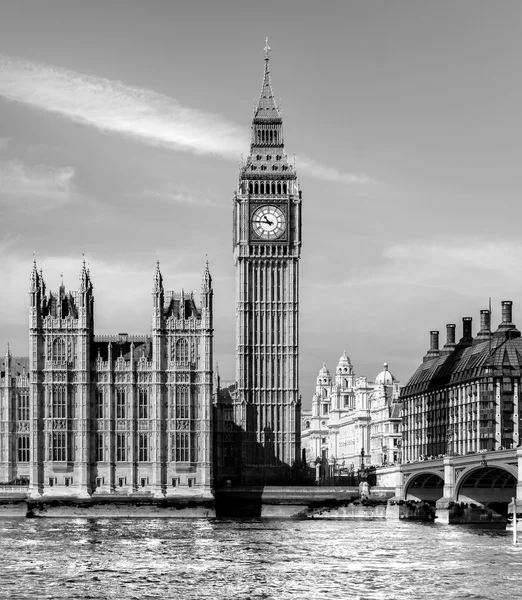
[[405, 470, 444, 502], [456, 464, 517, 509]]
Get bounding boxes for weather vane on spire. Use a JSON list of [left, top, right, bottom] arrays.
[[264, 37, 271, 60]]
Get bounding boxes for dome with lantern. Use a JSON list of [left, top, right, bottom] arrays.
[[317, 363, 332, 383], [336, 350, 353, 375], [375, 362, 396, 385]]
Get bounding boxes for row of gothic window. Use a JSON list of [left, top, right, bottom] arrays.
[[95, 432, 196, 462], [250, 165, 288, 172], [15, 431, 197, 463], [249, 181, 287, 195], [96, 386, 192, 419]]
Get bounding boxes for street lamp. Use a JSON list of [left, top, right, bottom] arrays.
[[480, 452, 488, 468]]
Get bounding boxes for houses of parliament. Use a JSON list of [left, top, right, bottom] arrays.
[[0, 44, 303, 497]]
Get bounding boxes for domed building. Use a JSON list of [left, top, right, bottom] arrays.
[[301, 353, 401, 482]]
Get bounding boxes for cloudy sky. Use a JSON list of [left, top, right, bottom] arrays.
[[1, 0, 522, 405]]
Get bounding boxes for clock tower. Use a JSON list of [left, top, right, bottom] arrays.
[[232, 41, 302, 483]]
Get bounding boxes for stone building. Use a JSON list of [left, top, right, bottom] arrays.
[[401, 301, 522, 462], [214, 42, 302, 485], [301, 352, 401, 479], [0, 259, 213, 498]]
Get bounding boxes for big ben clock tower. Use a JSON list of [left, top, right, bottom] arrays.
[[232, 41, 302, 483]]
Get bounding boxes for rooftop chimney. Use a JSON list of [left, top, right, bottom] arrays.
[[460, 317, 473, 346], [475, 309, 491, 341], [424, 330, 440, 361], [442, 323, 457, 353], [496, 300, 520, 338]]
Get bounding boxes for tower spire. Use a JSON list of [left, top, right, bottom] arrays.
[[254, 38, 281, 121]]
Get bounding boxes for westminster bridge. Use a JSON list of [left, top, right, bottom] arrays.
[[377, 447, 522, 516]]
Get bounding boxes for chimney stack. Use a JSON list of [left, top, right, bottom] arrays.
[[424, 330, 440, 361], [475, 309, 491, 341], [460, 317, 473, 345], [496, 300, 521, 338], [442, 323, 457, 353], [501, 301, 513, 326]]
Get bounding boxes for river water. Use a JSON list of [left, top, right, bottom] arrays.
[[0, 518, 520, 599]]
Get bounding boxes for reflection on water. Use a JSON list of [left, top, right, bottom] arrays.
[[1, 518, 521, 599]]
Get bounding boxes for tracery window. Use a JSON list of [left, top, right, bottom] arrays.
[[52, 431, 67, 461], [96, 388, 104, 419], [116, 434, 126, 461], [176, 339, 189, 364], [52, 338, 66, 362], [138, 434, 149, 461], [116, 388, 126, 419], [96, 434, 104, 461], [176, 386, 190, 419], [17, 393, 30, 421], [52, 386, 66, 418], [17, 435, 30, 462], [138, 388, 149, 419]]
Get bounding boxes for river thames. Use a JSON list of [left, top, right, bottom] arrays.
[[0, 518, 520, 599]]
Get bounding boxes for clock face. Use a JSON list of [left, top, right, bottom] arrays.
[[251, 205, 286, 240]]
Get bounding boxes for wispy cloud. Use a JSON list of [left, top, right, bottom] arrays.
[[298, 155, 377, 185], [0, 137, 10, 151], [0, 159, 75, 206], [0, 54, 374, 184], [140, 186, 224, 208], [0, 54, 245, 160]]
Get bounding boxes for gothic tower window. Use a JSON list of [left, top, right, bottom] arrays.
[[17, 393, 30, 421], [277, 183, 281, 194], [52, 431, 67, 461], [255, 183, 259, 194], [52, 337, 66, 362], [176, 338, 189, 364], [116, 388, 126, 419], [138, 388, 149, 419], [176, 385, 190, 419], [175, 431, 190, 462], [249, 183, 253, 194], [96, 433, 104, 461], [17, 435, 30, 462], [116, 433, 126, 461], [283, 183, 287, 194], [52, 385, 66, 418], [96, 388, 104, 419], [138, 434, 149, 461]]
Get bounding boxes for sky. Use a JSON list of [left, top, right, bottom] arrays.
[[1, 0, 522, 407]]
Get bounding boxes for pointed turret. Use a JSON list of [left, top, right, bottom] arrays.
[[79, 257, 89, 291], [153, 259, 164, 294], [202, 259, 212, 291], [29, 255, 39, 292]]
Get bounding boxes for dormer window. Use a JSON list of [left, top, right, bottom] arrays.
[[276, 155, 282, 161], [256, 155, 261, 160], [272, 166, 278, 171], [266, 155, 272, 160], [260, 165, 267, 171]]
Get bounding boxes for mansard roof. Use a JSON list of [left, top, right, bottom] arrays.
[[401, 328, 522, 399]]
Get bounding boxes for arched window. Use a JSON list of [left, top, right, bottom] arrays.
[[176, 385, 190, 419], [260, 182, 265, 194], [277, 183, 281, 194], [249, 183, 253, 194], [283, 183, 287, 194], [258, 131, 261, 142], [269, 130, 273, 142], [322, 388, 328, 399], [176, 339, 189, 364], [52, 338, 66, 362], [274, 131, 278, 143], [271, 183, 276, 194], [254, 183, 259, 194]]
